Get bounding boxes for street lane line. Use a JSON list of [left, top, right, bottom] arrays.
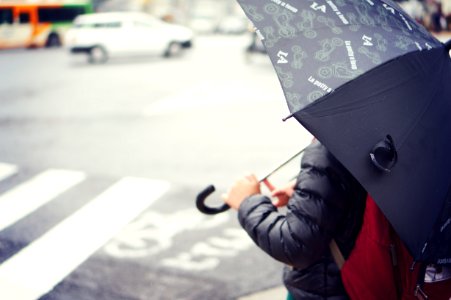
[[0, 177, 170, 300], [0, 169, 86, 232], [0, 162, 18, 182]]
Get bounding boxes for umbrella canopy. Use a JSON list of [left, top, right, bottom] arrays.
[[236, 0, 451, 263]]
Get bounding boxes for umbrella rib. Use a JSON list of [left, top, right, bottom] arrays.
[[396, 54, 446, 149]]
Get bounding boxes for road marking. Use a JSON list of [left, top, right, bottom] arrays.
[[104, 208, 229, 258], [0, 169, 86, 231], [0, 162, 18, 182], [162, 228, 254, 271], [0, 177, 169, 300]]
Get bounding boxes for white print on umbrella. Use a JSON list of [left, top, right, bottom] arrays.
[[277, 50, 289, 64], [256, 29, 265, 41], [270, 0, 298, 13], [103, 208, 229, 258], [326, 1, 349, 25], [414, 41, 433, 51], [399, 13, 413, 31], [382, 3, 396, 15], [308, 76, 333, 93], [310, 2, 326, 13], [362, 35, 373, 46], [162, 228, 254, 271], [437, 258, 451, 264], [345, 41, 358, 70]]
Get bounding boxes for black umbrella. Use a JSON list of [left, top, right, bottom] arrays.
[[235, 0, 451, 264]]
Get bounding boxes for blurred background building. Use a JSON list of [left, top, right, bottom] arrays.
[[92, 0, 451, 34], [94, 0, 247, 34], [0, 0, 449, 51], [399, 0, 451, 32]]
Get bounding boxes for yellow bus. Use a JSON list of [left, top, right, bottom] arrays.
[[0, 0, 92, 49]]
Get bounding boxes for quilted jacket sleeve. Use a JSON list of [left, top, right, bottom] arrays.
[[238, 140, 365, 269]]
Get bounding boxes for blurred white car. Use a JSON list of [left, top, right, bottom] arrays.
[[216, 16, 248, 34], [188, 14, 219, 34], [65, 12, 194, 63]]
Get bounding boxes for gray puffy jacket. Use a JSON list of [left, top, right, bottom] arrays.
[[238, 140, 366, 299]]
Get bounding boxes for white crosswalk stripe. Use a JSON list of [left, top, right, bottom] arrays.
[[0, 169, 86, 232], [0, 176, 170, 300], [0, 162, 18, 182]]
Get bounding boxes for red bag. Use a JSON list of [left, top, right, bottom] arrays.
[[340, 195, 451, 300]]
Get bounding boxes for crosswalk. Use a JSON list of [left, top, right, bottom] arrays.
[[0, 162, 170, 300], [0, 163, 18, 182], [0, 169, 86, 232]]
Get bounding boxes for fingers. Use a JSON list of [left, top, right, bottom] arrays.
[[226, 174, 293, 208], [244, 173, 258, 184], [223, 176, 260, 210], [273, 196, 289, 207], [271, 190, 283, 197]]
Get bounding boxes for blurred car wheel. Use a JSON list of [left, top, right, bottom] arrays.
[[88, 45, 108, 64], [163, 42, 181, 57], [45, 33, 61, 48]]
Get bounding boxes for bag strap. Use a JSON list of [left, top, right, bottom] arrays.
[[330, 239, 345, 270]]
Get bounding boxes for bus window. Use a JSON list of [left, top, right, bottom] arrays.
[[0, 8, 13, 24], [19, 12, 30, 23], [38, 7, 86, 23]]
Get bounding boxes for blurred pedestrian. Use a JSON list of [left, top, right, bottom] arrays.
[[431, 0, 444, 32], [442, 0, 451, 30]]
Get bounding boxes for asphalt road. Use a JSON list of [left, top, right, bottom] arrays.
[[0, 35, 313, 300]]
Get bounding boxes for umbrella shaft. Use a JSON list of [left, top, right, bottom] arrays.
[[259, 147, 306, 182]]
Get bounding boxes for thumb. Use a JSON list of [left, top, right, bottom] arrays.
[[271, 189, 285, 197]]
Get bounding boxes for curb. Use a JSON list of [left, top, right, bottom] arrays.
[[237, 286, 286, 300]]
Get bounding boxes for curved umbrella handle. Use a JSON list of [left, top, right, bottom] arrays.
[[196, 148, 306, 215], [196, 185, 230, 215]]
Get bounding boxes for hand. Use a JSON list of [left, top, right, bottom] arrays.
[[271, 180, 296, 207], [222, 174, 261, 210]]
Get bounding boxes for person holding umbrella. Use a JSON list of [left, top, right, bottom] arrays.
[[231, 0, 451, 266], [196, 0, 451, 298], [222, 139, 366, 299], [224, 0, 451, 297]]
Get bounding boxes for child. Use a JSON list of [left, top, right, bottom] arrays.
[[222, 140, 366, 299]]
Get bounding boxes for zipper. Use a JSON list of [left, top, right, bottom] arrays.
[[413, 261, 429, 300], [415, 284, 428, 300]]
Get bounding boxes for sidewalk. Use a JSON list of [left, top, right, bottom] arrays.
[[237, 286, 286, 300], [434, 31, 451, 42]]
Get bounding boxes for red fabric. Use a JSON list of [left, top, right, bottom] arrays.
[[422, 281, 451, 300], [394, 231, 420, 300], [341, 195, 451, 300], [341, 196, 399, 300]]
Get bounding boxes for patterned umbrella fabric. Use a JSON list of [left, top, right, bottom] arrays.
[[239, 0, 441, 113], [236, 0, 451, 263]]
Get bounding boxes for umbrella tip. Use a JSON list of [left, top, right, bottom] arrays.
[[282, 114, 294, 122]]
